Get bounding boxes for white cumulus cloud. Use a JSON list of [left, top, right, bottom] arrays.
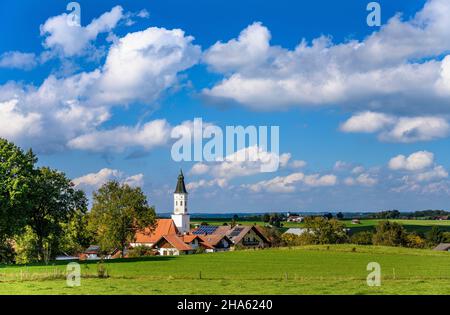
[[244, 172, 337, 193], [41, 5, 124, 57], [189, 145, 291, 180], [415, 165, 448, 182], [68, 119, 171, 152], [341, 112, 449, 143], [380, 116, 449, 143], [73, 168, 144, 190], [340, 112, 395, 133], [344, 173, 378, 187], [93, 26, 201, 106], [203, 22, 270, 73], [389, 151, 434, 171], [0, 8, 201, 153], [0, 51, 37, 70], [202, 0, 450, 116], [0, 99, 42, 141]]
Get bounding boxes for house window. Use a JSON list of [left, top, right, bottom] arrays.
[[180, 201, 183, 206]]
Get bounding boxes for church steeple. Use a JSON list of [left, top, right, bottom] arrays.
[[174, 169, 188, 194], [172, 169, 190, 234]]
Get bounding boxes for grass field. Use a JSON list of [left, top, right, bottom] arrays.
[[192, 219, 450, 233], [1, 245, 450, 295]]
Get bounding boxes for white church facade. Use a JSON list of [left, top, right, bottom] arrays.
[[171, 170, 190, 234]]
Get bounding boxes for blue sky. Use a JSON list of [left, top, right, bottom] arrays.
[[1, 0, 450, 213]]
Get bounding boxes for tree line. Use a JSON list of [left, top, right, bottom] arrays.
[[0, 138, 156, 264], [280, 217, 449, 249]]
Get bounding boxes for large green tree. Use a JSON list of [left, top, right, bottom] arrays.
[[283, 217, 348, 246], [0, 138, 36, 245], [59, 208, 93, 256], [372, 221, 407, 247], [26, 167, 88, 262], [427, 226, 444, 245], [89, 181, 156, 257], [303, 217, 348, 244]]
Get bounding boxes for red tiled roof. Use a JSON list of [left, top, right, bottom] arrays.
[[222, 225, 270, 244], [152, 235, 193, 251], [182, 234, 200, 243], [198, 234, 229, 246], [205, 225, 231, 237], [199, 242, 215, 249], [135, 219, 179, 244], [227, 226, 251, 243], [253, 225, 271, 243]]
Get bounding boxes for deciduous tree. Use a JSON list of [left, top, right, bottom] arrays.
[[303, 217, 348, 244], [350, 231, 373, 245], [89, 181, 156, 257], [426, 226, 444, 245], [27, 167, 88, 262], [0, 138, 35, 241], [372, 221, 407, 247]]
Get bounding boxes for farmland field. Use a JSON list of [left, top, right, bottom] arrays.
[[191, 219, 450, 233], [1, 245, 450, 295]]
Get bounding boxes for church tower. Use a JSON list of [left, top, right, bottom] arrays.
[[171, 170, 190, 234]]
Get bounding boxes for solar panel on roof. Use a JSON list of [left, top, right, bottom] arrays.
[[193, 225, 218, 235], [229, 227, 243, 237]]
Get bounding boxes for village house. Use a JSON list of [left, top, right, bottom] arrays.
[[79, 245, 101, 260], [151, 235, 197, 256], [197, 234, 233, 253], [283, 228, 308, 236], [150, 234, 234, 255], [433, 243, 450, 251], [192, 225, 271, 248], [131, 218, 179, 248], [287, 215, 304, 223]]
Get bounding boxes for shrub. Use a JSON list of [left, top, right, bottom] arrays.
[[372, 221, 407, 247], [303, 217, 348, 244], [406, 233, 426, 248], [0, 240, 15, 264], [350, 231, 373, 245], [426, 226, 444, 245], [282, 217, 349, 246], [195, 246, 206, 254], [281, 233, 308, 246], [14, 226, 40, 264], [233, 244, 245, 251], [127, 245, 154, 258], [97, 260, 109, 278], [376, 210, 401, 219], [442, 232, 450, 243], [260, 227, 285, 247]]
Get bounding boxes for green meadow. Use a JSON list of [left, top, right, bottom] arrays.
[[1, 245, 450, 295]]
